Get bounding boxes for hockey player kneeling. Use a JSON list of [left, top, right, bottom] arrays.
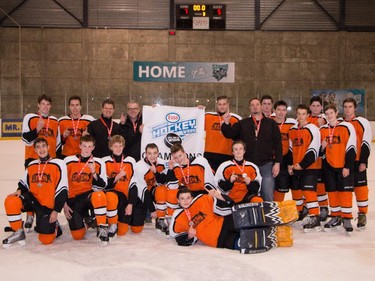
[[232, 201, 298, 253]]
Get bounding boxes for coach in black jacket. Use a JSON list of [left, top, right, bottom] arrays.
[[221, 98, 282, 201]]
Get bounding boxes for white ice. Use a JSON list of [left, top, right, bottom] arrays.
[[0, 140, 374, 281]]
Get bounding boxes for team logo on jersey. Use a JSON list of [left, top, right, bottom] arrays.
[[31, 173, 52, 184], [191, 211, 207, 227], [211, 122, 221, 131], [281, 133, 289, 141], [72, 172, 91, 182], [110, 171, 128, 182], [38, 128, 54, 138], [182, 175, 201, 185], [212, 64, 228, 81], [292, 138, 304, 146]]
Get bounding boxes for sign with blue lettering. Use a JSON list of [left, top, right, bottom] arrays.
[[141, 106, 205, 160], [134, 61, 235, 83], [1, 119, 22, 138]]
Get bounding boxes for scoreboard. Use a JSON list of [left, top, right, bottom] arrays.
[[176, 4, 226, 30]]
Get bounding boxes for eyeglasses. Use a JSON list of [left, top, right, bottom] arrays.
[[127, 108, 139, 111]]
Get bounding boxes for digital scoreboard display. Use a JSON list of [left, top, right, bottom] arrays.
[[176, 4, 226, 30]]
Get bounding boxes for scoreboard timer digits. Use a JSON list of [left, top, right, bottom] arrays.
[[176, 4, 226, 30]]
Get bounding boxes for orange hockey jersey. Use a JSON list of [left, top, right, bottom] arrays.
[[214, 159, 262, 203], [204, 112, 241, 156], [64, 155, 107, 198], [22, 113, 61, 160], [320, 121, 357, 169], [169, 194, 232, 247], [167, 156, 215, 191], [18, 158, 68, 211], [58, 114, 95, 156], [289, 123, 321, 170]]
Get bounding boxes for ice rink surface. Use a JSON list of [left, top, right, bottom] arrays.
[[0, 140, 374, 281]]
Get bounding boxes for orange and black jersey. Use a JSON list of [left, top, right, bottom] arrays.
[[345, 116, 372, 165], [320, 121, 357, 169], [64, 155, 107, 198], [102, 154, 138, 205], [288, 123, 321, 170], [169, 194, 233, 248], [307, 114, 327, 128], [22, 113, 61, 160], [135, 157, 168, 212], [135, 157, 167, 194], [18, 158, 68, 212], [204, 112, 241, 156], [214, 159, 262, 203], [275, 118, 297, 156], [58, 114, 95, 157], [166, 156, 215, 191]]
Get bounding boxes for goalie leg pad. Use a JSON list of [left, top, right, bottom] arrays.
[[239, 226, 277, 254]]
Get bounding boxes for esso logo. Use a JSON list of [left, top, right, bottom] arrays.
[[166, 112, 180, 123]]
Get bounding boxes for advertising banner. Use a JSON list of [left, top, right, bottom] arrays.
[[134, 61, 235, 83], [141, 105, 205, 160]]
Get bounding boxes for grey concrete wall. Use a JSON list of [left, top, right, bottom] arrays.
[[1, 28, 374, 119]]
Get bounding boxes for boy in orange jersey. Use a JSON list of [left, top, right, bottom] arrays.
[[3, 138, 68, 247], [320, 104, 356, 234], [103, 135, 156, 237], [273, 100, 297, 202], [308, 96, 329, 222], [343, 97, 372, 229], [166, 144, 215, 214], [203, 96, 241, 171], [63, 135, 109, 245], [22, 94, 61, 231], [215, 141, 263, 204], [22, 94, 61, 166], [58, 95, 95, 158], [288, 104, 321, 232], [169, 188, 237, 249], [135, 143, 169, 234]]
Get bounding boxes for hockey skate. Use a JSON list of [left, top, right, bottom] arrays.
[[2, 228, 26, 248], [155, 218, 169, 235], [108, 224, 118, 240], [324, 216, 342, 232], [356, 213, 366, 231], [319, 207, 329, 222], [342, 218, 353, 235], [97, 224, 109, 246], [24, 214, 34, 233], [303, 215, 321, 233]]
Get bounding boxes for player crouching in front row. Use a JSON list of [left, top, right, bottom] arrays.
[[63, 135, 109, 245], [3, 138, 68, 247]]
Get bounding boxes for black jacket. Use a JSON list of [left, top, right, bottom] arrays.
[[221, 116, 282, 166], [121, 114, 142, 161], [87, 115, 123, 158]]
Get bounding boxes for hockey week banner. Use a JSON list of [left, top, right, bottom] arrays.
[[141, 105, 205, 160]]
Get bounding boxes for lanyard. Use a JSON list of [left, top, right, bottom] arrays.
[[38, 114, 50, 137], [232, 159, 247, 178], [100, 117, 113, 139], [278, 118, 286, 131], [184, 208, 194, 227], [328, 122, 338, 147], [252, 116, 261, 137], [37, 158, 51, 187], [179, 161, 190, 185], [71, 115, 81, 139], [78, 156, 93, 177]]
